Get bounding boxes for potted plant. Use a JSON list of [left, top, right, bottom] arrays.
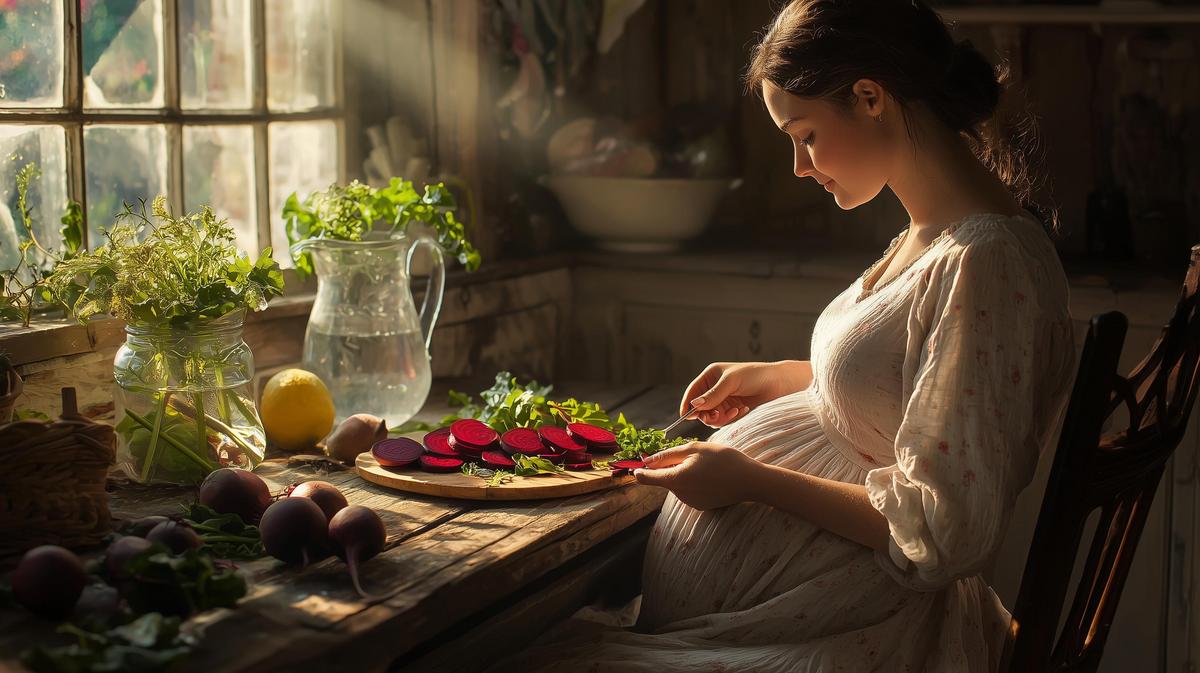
[[282, 178, 480, 428], [48, 197, 284, 484]]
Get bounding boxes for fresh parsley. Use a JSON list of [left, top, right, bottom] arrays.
[[47, 197, 284, 328], [283, 178, 481, 276]]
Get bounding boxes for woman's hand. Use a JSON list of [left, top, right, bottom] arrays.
[[681, 360, 812, 427], [634, 442, 763, 510]]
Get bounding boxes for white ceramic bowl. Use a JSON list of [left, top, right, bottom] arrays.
[[543, 176, 742, 253]]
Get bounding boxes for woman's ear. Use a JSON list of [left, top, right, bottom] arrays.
[[852, 79, 888, 120]]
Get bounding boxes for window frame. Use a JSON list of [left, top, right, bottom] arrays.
[[0, 0, 346, 258]]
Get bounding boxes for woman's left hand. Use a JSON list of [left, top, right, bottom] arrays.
[[634, 441, 762, 510]]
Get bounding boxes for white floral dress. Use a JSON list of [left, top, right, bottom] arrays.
[[490, 212, 1077, 673]]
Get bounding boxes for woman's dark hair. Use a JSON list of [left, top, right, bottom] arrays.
[[746, 0, 1056, 233]]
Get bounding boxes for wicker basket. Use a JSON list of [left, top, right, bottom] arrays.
[[0, 388, 117, 558]]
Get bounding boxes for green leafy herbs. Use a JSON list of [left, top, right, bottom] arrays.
[[47, 196, 284, 328], [460, 462, 514, 487], [443, 371, 630, 434], [512, 454, 564, 476], [283, 178, 481, 276], [180, 503, 263, 560], [115, 407, 215, 486], [22, 613, 195, 673], [20, 545, 247, 673], [0, 162, 85, 326], [611, 425, 692, 461], [118, 548, 246, 618]]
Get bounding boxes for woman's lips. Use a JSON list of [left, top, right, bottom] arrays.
[[824, 180, 835, 192]]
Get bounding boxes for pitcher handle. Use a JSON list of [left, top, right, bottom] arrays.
[[406, 233, 446, 350]]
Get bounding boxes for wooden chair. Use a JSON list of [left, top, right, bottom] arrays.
[[1001, 245, 1200, 673]]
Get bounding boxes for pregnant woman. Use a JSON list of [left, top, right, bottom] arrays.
[[492, 1, 1076, 671]]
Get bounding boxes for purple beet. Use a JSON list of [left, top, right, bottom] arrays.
[[327, 505, 387, 599], [12, 545, 86, 620], [259, 497, 330, 566], [287, 480, 349, 523], [199, 467, 272, 523], [146, 520, 203, 554]]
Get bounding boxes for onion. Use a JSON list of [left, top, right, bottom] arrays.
[[325, 413, 387, 463]]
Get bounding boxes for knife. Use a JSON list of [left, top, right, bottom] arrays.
[[661, 404, 703, 436]]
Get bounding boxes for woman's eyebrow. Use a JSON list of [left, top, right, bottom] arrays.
[[779, 116, 805, 132]]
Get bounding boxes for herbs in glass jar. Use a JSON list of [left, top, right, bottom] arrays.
[[48, 198, 284, 483]]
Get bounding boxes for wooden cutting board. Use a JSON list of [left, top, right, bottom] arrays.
[[355, 451, 638, 501]]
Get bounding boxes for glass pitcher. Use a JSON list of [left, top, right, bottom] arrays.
[[291, 234, 445, 427]]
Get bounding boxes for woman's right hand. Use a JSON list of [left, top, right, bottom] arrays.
[[680, 360, 812, 428]]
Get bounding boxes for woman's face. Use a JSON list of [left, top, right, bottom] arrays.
[[762, 80, 893, 210]]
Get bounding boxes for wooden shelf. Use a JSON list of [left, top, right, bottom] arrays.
[[937, 3, 1200, 24]]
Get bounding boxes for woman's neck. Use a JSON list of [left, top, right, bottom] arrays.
[[886, 113, 1023, 243]]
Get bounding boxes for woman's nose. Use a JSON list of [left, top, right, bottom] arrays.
[[793, 147, 813, 178]]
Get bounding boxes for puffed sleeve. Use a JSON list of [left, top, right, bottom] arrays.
[[865, 238, 1048, 591]]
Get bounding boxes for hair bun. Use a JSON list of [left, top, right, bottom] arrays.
[[942, 40, 1001, 130]]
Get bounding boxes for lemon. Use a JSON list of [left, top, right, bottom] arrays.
[[260, 369, 335, 452]]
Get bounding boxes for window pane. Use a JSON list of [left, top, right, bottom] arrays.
[[0, 0, 64, 107], [265, 0, 335, 111], [83, 0, 165, 108], [184, 125, 257, 254], [0, 125, 67, 269], [180, 0, 253, 110], [269, 120, 337, 267], [84, 125, 168, 248]]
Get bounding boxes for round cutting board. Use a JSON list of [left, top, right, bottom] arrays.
[[355, 451, 637, 501]]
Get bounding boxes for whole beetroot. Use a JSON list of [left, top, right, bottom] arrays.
[[199, 468, 272, 523], [12, 546, 87, 620]]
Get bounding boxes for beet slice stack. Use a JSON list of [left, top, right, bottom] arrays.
[[564, 454, 594, 471], [501, 428, 543, 456], [423, 427, 460, 458], [450, 419, 500, 457], [372, 438, 424, 468], [538, 426, 585, 454]]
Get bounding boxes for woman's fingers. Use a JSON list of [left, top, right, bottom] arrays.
[[680, 369, 719, 417], [641, 443, 699, 468]]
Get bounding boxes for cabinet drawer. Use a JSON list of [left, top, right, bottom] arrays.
[[620, 303, 816, 383]]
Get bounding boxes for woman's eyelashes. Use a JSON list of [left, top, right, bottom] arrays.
[[799, 132, 815, 147]]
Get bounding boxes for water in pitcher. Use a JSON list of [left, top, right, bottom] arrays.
[[303, 326, 432, 427]]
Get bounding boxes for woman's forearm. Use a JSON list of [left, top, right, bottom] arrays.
[[753, 461, 891, 551], [773, 359, 814, 395]]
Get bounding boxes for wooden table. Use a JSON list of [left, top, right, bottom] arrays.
[[0, 381, 705, 673]]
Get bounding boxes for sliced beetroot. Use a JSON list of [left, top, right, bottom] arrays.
[[423, 428, 460, 457], [372, 437, 424, 468], [564, 461, 595, 471], [566, 422, 617, 447], [609, 459, 646, 470], [448, 435, 489, 455], [450, 419, 499, 448], [561, 451, 592, 464], [500, 427, 543, 455], [538, 452, 565, 465], [481, 451, 515, 469], [420, 455, 464, 473], [538, 426, 585, 453], [588, 441, 620, 453]]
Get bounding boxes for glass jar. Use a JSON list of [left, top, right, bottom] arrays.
[[113, 312, 266, 484]]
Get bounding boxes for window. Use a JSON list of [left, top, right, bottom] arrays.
[[0, 0, 343, 272]]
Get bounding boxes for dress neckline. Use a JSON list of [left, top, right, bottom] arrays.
[[854, 211, 1035, 303]]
